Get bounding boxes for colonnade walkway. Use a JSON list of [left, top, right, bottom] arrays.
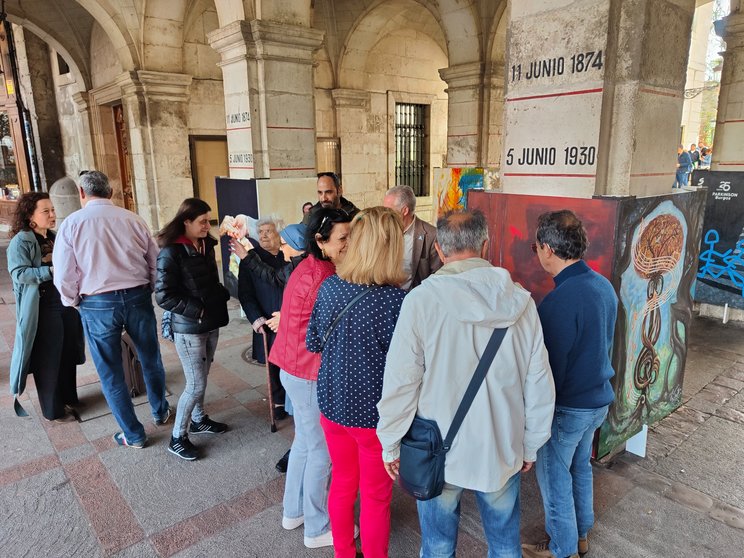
[[1, 237, 743, 557]]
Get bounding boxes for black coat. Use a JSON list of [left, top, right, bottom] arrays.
[[155, 235, 230, 334], [238, 242, 285, 363]]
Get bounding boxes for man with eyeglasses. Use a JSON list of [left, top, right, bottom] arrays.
[[523, 210, 618, 558], [302, 172, 360, 224]]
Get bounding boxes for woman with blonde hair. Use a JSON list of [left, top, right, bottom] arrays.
[[306, 206, 407, 558]]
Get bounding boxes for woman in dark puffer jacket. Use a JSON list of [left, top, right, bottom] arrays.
[[155, 198, 230, 461]]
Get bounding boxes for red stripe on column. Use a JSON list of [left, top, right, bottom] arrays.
[[227, 126, 252, 131], [630, 172, 675, 177], [639, 87, 681, 98], [506, 88, 603, 102], [269, 167, 316, 171], [503, 172, 596, 178], [266, 126, 315, 130]]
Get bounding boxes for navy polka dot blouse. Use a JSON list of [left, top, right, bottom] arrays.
[[307, 274, 406, 428]]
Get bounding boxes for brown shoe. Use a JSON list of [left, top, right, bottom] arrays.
[[522, 540, 579, 558], [522, 540, 553, 558], [578, 537, 588, 555]]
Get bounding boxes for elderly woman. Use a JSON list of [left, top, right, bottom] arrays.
[[8, 192, 83, 420], [307, 207, 406, 558], [238, 216, 288, 420], [245, 208, 352, 549]]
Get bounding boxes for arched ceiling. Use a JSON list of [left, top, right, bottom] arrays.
[[4, 0, 96, 88], [336, 0, 448, 88]]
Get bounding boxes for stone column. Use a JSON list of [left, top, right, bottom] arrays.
[[70, 92, 96, 172], [331, 88, 371, 207], [120, 71, 193, 229], [209, 20, 324, 180], [482, 63, 506, 170], [711, 4, 744, 172], [438, 62, 483, 167], [502, 0, 696, 198], [208, 22, 257, 180]]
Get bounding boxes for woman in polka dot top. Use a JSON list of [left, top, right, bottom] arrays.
[[307, 206, 407, 558]]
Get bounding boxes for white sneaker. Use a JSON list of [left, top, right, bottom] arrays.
[[304, 530, 333, 549], [282, 515, 304, 530], [303, 525, 359, 549]]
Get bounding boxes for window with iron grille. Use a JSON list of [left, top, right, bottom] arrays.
[[395, 103, 429, 196]]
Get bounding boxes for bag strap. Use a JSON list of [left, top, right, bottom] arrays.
[[320, 285, 378, 350], [442, 327, 508, 451]]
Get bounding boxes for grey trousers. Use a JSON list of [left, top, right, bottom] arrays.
[[172, 329, 219, 437]]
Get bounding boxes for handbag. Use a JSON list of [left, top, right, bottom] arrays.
[[319, 285, 377, 350], [398, 327, 508, 501], [161, 310, 174, 342]]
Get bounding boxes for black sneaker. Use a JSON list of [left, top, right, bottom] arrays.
[[189, 415, 227, 435], [275, 449, 291, 473], [168, 435, 198, 461]]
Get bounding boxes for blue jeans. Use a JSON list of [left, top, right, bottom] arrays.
[[536, 405, 609, 558], [79, 286, 168, 445], [280, 370, 331, 538], [173, 330, 219, 438], [417, 473, 521, 558], [673, 169, 689, 188]]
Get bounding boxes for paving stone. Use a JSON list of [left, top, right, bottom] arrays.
[[111, 540, 160, 558], [590, 486, 744, 557], [650, 423, 689, 447], [654, 417, 744, 510], [699, 383, 738, 404], [666, 482, 714, 513], [103, 405, 288, 535], [722, 365, 744, 382], [0, 400, 56, 470], [684, 392, 724, 415], [709, 502, 744, 530], [712, 375, 744, 392], [0, 467, 102, 557], [715, 406, 744, 424], [724, 391, 744, 413]]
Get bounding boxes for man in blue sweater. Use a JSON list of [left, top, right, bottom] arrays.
[[523, 210, 618, 558]]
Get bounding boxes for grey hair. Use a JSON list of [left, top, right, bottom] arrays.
[[385, 185, 416, 213], [79, 171, 113, 198], [436, 210, 489, 257], [257, 215, 285, 232]]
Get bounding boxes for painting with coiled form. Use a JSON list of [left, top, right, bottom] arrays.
[[467, 189, 705, 459], [598, 195, 704, 457]]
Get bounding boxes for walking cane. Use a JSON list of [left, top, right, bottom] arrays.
[[261, 327, 277, 433]]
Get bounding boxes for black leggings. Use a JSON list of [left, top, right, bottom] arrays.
[[29, 289, 79, 420]]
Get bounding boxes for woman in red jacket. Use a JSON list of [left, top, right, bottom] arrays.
[[268, 208, 352, 549]]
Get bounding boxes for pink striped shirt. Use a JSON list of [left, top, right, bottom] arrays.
[[52, 199, 159, 306]]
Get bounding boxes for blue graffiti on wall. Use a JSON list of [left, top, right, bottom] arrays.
[[698, 229, 744, 297]]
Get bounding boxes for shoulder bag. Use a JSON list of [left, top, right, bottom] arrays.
[[398, 327, 508, 501]]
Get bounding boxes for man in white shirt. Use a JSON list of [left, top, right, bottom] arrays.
[[382, 185, 441, 291], [53, 171, 169, 449]]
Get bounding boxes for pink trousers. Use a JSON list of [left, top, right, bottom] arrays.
[[320, 414, 393, 558]]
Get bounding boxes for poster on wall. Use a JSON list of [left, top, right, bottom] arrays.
[[468, 190, 705, 458], [215, 177, 258, 298], [691, 170, 744, 310]]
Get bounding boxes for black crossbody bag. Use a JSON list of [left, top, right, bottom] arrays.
[[398, 327, 508, 501]]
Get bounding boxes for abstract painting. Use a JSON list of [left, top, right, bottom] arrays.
[[434, 167, 484, 218], [468, 190, 705, 458]]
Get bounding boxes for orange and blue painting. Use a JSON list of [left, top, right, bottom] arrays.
[[434, 167, 485, 218]]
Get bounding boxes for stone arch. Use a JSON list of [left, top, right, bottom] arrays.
[[212, 0, 253, 28], [5, 15, 90, 90], [433, 0, 481, 65], [74, 0, 140, 70], [258, 0, 313, 26], [487, 0, 508, 66], [141, 0, 188, 72], [338, 0, 449, 90]]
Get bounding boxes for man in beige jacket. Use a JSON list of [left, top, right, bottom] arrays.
[[377, 209, 555, 557]]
